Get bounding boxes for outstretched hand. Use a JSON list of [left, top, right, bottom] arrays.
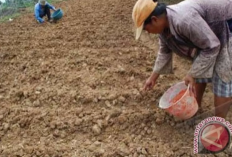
[[143, 72, 159, 92]]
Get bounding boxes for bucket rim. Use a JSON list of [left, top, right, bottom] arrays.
[[158, 81, 187, 109]]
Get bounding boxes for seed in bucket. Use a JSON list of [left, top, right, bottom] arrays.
[[170, 89, 187, 103]]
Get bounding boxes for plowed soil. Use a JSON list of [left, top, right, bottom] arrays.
[[0, 0, 231, 156]]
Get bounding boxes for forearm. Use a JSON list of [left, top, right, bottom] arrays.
[[153, 53, 173, 74], [188, 46, 220, 78], [153, 36, 173, 74], [150, 72, 160, 80], [35, 11, 44, 23], [47, 3, 56, 10]]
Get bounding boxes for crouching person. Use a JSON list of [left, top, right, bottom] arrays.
[[34, 0, 56, 23]]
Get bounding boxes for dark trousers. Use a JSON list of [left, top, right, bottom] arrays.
[[40, 5, 51, 20]]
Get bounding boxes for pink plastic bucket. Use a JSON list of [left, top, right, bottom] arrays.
[[159, 82, 198, 120]]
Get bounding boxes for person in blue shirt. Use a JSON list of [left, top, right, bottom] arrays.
[[34, 0, 56, 23]]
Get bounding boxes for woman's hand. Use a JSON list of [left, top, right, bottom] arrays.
[[143, 72, 159, 91]]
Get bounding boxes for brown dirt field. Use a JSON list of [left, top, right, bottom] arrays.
[[0, 0, 231, 156]]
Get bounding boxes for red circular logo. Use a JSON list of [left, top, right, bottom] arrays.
[[200, 123, 230, 153]]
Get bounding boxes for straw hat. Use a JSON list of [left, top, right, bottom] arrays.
[[132, 0, 158, 40]]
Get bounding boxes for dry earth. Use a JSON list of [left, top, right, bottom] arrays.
[[0, 0, 231, 156]]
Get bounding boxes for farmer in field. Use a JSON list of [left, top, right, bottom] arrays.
[[34, 0, 57, 23], [132, 0, 232, 118]]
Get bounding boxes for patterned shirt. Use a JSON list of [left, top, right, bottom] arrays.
[[153, 0, 232, 83]]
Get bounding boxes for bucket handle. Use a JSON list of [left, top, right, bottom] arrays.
[[173, 84, 194, 105], [187, 84, 196, 97]]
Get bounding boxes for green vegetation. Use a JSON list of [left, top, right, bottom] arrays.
[[0, 12, 20, 22]]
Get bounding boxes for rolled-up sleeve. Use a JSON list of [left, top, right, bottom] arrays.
[[153, 36, 173, 74], [177, 14, 221, 78]]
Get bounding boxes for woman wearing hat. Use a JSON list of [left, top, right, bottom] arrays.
[[132, 0, 232, 118], [34, 0, 57, 23]]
